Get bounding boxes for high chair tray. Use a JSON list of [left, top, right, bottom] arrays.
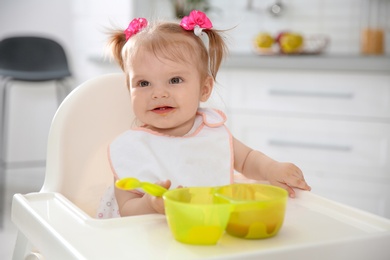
[[12, 190, 390, 259]]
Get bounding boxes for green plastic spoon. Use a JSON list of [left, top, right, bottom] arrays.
[[115, 177, 168, 197]]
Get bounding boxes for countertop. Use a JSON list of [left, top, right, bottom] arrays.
[[222, 53, 390, 72], [89, 53, 390, 72]]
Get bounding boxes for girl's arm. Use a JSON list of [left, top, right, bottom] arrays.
[[233, 137, 311, 197], [115, 180, 171, 216]]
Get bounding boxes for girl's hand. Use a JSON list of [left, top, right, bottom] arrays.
[[145, 180, 171, 214], [266, 162, 311, 198]]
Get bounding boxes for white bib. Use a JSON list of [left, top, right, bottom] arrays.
[[109, 108, 234, 189]]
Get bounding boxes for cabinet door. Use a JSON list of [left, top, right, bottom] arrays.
[[229, 114, 390, 181], [221, 69, 390, 119]]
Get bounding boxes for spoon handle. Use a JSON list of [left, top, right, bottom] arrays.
[[141, 182, 168, 197]]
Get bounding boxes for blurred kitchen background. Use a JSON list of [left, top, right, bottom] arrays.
[[1, 0, 390, 258]]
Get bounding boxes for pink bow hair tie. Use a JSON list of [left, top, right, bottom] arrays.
[[124, 18, 148, 40], [180, 10, 212, 36]]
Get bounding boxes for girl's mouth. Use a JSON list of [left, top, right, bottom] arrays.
[[152, 106, 175, 114]]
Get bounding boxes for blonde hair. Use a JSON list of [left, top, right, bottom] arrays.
[[108, 20, 228, 87]]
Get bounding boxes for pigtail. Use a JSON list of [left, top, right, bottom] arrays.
[[108, 30, 127, 71], [204, 29, 228, 81]]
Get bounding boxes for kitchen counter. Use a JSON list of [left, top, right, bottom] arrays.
[[223, 54, 390, 72], [89, 53, 390, 72]]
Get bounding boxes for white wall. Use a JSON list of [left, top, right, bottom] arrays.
[[70, 0, 132, 84], [0, 0, 73, 44], [214, 0, 390, 54]]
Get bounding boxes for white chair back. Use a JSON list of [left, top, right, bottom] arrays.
[[42, 73, 133, 217]]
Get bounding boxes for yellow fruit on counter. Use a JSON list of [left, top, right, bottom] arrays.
[[278, 33, 303, 54], [255, 33, 274, 49]]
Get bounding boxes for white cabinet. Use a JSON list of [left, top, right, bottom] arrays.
[[224, 71, 390, 119], [218, 68, 390, 218]]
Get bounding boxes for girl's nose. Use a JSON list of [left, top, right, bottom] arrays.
[[152, 86, 169, 99]]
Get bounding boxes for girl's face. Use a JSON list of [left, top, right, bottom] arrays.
[[128, 49, 213, 136]]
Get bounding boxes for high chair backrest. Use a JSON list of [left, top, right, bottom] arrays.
[[41, 73, 133, 217]]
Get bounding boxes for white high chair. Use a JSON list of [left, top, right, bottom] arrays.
[[11, 73, 134, 259], [11, 74, 390, 260]]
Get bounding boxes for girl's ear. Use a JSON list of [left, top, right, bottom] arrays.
[[200, 76, 214, 102]]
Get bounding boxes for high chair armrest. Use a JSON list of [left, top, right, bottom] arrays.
[[11, 193, 88, 259]]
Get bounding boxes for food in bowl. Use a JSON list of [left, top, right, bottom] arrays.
[[215, 183, 288, 239], [163, 186, 232, 245]]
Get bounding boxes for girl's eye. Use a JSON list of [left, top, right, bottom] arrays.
[[169, 77, 183, 84], [138, 80, 150, 87]]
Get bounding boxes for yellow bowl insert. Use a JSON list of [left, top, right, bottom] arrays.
[[163, 187, 232, 245], [215, 183, 288, 239]]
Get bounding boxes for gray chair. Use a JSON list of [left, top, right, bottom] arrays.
[[0, 36, 72, 226]]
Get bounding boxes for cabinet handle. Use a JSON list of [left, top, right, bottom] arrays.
[[269, 89, 354, 99], [268, 139, 352, 152]]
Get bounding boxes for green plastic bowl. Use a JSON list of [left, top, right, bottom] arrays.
[[215, 183, 288, 239], [163, 187, 232, 245]]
